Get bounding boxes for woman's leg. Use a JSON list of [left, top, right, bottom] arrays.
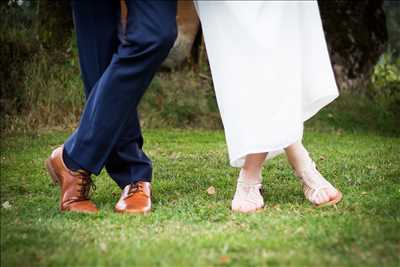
[[285, 141, 341, 206], [240, 152, 267, 183], [231, 153, 266, 213], [284, 141, 310, 172]]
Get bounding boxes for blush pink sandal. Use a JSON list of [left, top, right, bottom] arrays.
[[231, 178, 264, 213], [295, 161, 342, 208]]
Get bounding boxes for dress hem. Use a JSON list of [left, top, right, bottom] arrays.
[[229, 91, 339, 168], [229, 134, 303, 168]]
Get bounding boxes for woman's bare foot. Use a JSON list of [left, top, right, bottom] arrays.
[[231, 177, 264, 212], [285, 141, 342, 207], [295, 160, 342, 207], [231, 153, 266, 213]]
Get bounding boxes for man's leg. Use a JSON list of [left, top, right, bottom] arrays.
[[70, 0, 119, 97], [104, 125, 151, 188], [68, 0, 153, 188], [44, 0, 122, 214], [64, 0, 177, 186], [46, 0, 176, 213]]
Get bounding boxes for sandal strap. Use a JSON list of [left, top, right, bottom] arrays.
[[296, 160, 337, 203], [235, 179, 262, 198], [303, 183, 330, 202], [236, 180, 262, 192], [232, 177, 264, 210], [296, 161, 332, 188]]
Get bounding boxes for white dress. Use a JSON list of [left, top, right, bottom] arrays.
[[195, 1, 339, 167]]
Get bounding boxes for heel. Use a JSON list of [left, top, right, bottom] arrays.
[[45, 159, 60, 185]]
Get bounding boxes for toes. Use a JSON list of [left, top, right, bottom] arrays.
[[328, 188, 340, 201], [315, 195, 324, 205], [241, 203, 257, 213], [320, 190, 330, 203], [232, 201, 258, 213], [322, 187, 339, 202], [314, 188, 340, 205], [314, 190, 329, 205], [239, 206, 257, 213]]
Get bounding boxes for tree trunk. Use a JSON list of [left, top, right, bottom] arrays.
[[318, 0, 388, 90], [161, 0, 388, 90], [162, 1, 200, 69]]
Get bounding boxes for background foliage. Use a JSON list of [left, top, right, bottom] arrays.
[[0, 0, 399, 135]]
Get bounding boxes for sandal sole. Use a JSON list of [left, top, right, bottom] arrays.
[[231, 206, 264, 213]]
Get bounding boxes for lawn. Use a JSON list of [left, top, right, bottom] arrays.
[[1, 127, 399, 266]]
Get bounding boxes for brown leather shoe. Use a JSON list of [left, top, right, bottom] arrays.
[[114, 181, 151, 214], [45, 146, 98, 213]]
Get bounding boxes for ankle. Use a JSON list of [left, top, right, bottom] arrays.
[[286, 148, 313, 173], [239, 168, 262, 184], [293, 155, 314, 174], [62, 149, 83, 172]]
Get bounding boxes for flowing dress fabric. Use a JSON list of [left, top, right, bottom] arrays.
[[195, 1, 339, 167]]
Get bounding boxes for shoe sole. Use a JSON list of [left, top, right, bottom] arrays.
[[114, 208, 151, 215], [315, 191, 343, 208]]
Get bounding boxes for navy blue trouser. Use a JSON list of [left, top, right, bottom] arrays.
[[64, 0, 177, 188]]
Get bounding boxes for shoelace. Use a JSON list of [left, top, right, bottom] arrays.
[[75, 172, 96, 201], [127, 182, 145, 197]]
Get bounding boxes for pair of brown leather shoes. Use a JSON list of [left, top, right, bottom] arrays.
[[45, 146, 151, 214]]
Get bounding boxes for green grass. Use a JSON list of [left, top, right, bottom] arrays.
[[1, 127, 399, 267]]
